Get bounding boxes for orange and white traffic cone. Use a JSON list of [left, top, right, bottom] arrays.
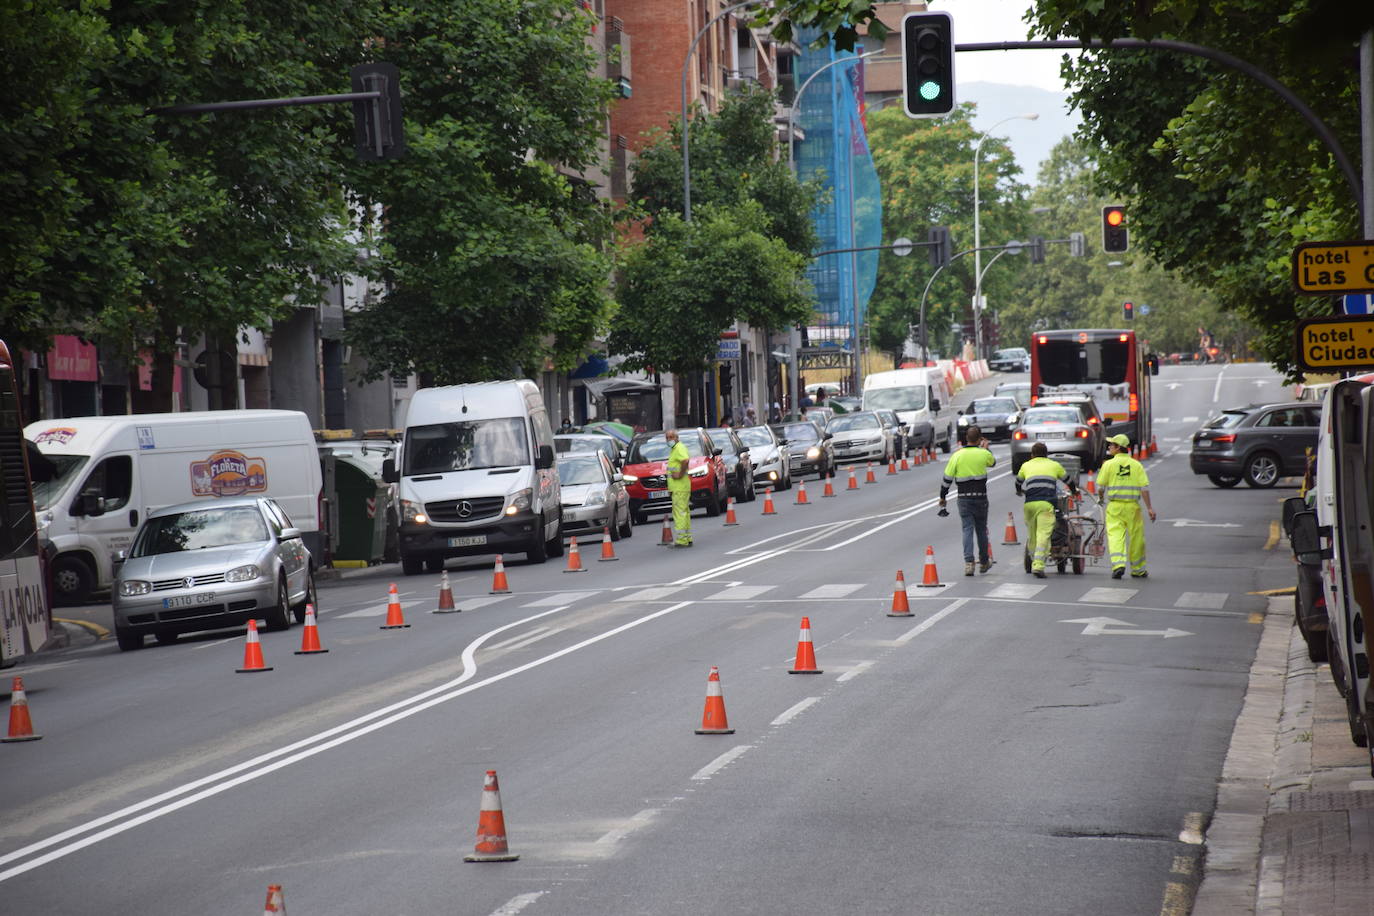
[[1085, 478, 1096, 496], [599, 527, 619, 560], [913, 448, 924, 466], [490, 554, 511, 594], [788, 617, 823, 674], [900, 456, 910, 471], [761, 488, 777, 515], [1002, 512, 1020, 545], [887, 570, 913, 617], [916, 545, 944, 588], [887, 457, 898, 476], [463, 770, 520, 862], [723, 497, 739, 526], [926, 446, 936, 464], [262, 883, 286, 915], [564, 536, 586, 573], [1150, 434, 1159, 456], [2, 676, 42, 742], [295, 604, 329, 654], [381, 582, 410, 629], [795, 480, 809, 505], [236, 619, 274, 673], [865, 462, 877, 484], [658, 513, 674, 546], [695, 666, 735, 735], [822, 474, 836, 497], [434, 569, 459, 613], [847, 467, 859, 490]]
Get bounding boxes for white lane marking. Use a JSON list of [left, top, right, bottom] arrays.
[[1156, 417, 1170, 423], [0, 601, 698, 882], [895, 598, 969, 644], [1078, 587, 1135, 605], [704, 585, 775, 601], [985, 583, 1046, 599], [836, 661, 875, 683], [451, 596, 512, 611], [771, 697, 822, 725], [1212, 366, 1226, 402], [1181, 416, 1199, 423], [489, 893, 546, 916], [1179, 812, 1206, 845], [485, 627, 563, 653], [1175, 592, 1228, 609], [338, 599, 423, 619], [522, 591, 597, 607], [799, 583, 865, 599], [691, 745, 754, 781], [486, 626, 552, 651], [594, 809, 660, 849], [617, 586, 687, 602]]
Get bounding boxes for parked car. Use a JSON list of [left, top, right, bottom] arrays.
[[111, 496, 315, 651], [874, 409, 910, 457], [1283, 490, 1328, 662], [827, 396, 862, 414], [736, 424, 791, 491], [771, 419, 835, 481], [557, 452, 632, 540], [1189, 402, 1321, 488], [1034, 389, 1107, 467], [705, 427, 757, 502], [989, 347, 1030, 373], [956, 396, 1023, 442], [826, 411, 892, 465], [993, 381, 1033, 409], [621, 429, 728, 523], [801, 405, 836, 427], [555, 432, 624, 469], [1010, 406, 1099, 475]]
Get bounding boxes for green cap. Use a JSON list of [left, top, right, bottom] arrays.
[[1108, 434, 1131, 449]]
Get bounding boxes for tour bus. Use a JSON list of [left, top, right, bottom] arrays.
[[1030, 329, 1156, 446], [0, 341, 52, 664]]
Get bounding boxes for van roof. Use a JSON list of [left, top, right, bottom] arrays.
[[26, 410, 311, 452]]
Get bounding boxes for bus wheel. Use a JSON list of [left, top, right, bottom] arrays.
[[52, 555, 94, 605]]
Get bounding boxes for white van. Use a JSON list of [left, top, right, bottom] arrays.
[[384, 380, 563, 573], [26, 410, 322, 604], [861, 368, 955, 453]]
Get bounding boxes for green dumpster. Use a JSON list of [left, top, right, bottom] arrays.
[[331, 455, 389, 564]]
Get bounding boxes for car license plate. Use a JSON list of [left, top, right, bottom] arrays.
[[1037, 431, 1066, 440], [1194, 439, 1211, 448], [648, 489, 671, 500], [448, 535, 488, 548], [163, 593, 215, 609]]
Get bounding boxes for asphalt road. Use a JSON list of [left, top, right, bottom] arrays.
[[1, 363, 1300, 915]]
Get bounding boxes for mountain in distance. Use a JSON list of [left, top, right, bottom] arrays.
[[959, 81, 1081, 185]]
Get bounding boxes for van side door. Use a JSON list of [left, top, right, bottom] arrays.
[[530, 407, 559, 535], [1328, 381, 1374, 754]]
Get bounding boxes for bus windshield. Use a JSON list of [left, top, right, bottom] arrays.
[[1035, 339, 1129, 386], [863, 386, 926, 411]]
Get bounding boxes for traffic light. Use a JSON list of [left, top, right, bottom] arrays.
[[1029, 236, 1046, 264], [351, 62, 406, 161], [1102, 205, 1128, 253], [1123, 300, 1134, 321], [902, 11, 955, 118], [928, 225, 951, 268]]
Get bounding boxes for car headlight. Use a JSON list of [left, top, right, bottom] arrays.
[[402, 499, 427, 524], [226, 564, 261, 583], [583, 489, 607, 507], [621, 473, 639, 483], [118, 579, 152, 597], [688, 465, 709, 478], [806, 446, 821, 459], [505, 488, 532, 515]]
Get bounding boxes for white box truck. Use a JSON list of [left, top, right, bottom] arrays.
[[861, 368, 956, 453], [383, 380, 563, 573], [26, 410, 322, 604]]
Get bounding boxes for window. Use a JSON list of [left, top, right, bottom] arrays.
[[1036, 340, 1129, 386], [75, 455, 132, 515], [404, 418, 529, 474]]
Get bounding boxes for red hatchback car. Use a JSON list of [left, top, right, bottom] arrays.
[[622, 429, 728, 524]]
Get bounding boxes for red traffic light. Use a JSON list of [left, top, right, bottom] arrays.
[[1104, 208, 1124, 227], [1102, 205, 1129, 253]]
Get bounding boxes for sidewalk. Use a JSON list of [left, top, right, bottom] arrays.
[[1194, 597, 1374, 915]]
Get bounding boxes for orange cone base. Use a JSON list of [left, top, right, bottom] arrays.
[[788, 665, 824, 674], [887, 608, 915, 618], [294, 645, 329, 654], [465, 850, 521, 863], [380, 622, 411, 629], [1, 733, 42, 743], [434, 606, 463, 614], [695, 726, 736, 735], [236, 664, 274, 673]]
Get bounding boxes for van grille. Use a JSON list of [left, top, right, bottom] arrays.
[[426, 496, 505, 523]]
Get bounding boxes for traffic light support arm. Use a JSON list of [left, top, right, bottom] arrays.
[[150, 92, 381, 116], [915, 244, 1010, 366], [810, 240, 938, 259]]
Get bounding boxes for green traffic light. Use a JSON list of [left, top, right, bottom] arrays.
[[918, 80, 942, 101]]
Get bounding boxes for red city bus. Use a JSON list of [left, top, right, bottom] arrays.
[[0, 341, 52, 665], [1030, 329, 1154, 448]]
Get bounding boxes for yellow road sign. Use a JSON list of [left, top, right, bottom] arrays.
[[1292, 240, 1374, 295], [1295, 315, 1374, 370]]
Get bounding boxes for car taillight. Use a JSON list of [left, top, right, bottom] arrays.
[[1087, 417, 1098, 425], [1012, 430, 1026, 440], [1211, 434, 1236, 443], [1076, 429, 1089, 438]]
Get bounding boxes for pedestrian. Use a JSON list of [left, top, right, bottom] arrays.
[[938, 424, 997, 575], [1095, 433, 1156, 578], [1015, 442, 1079, 578], [743, 396, 757, 427], [559, 417, 574, 433], [664, 428, 693, 547]]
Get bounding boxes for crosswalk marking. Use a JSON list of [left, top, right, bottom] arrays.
[[338, 599, 423, 619], [617, 586, 687, 602], [1175, 592, 1228, 609], [799, 583, 865, 599], [986, 583, 1046, 600], [1078, 587, 1136, 605], [522, 591, 597, 607], [1182, 416, 1199, 423], [705, 585, 775, 601]]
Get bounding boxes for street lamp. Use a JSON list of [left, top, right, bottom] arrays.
[[972, 112, 1037, 359]]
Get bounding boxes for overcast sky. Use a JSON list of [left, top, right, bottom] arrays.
[[929, 0, 1076, 93]]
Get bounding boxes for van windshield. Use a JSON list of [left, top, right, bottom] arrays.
[[863, 386, 926, 412], [30, 454, 87, 511], [403, 418, 528, 474]]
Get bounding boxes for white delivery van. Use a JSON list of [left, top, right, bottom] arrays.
[[384, 380, 563, 573], [26, 410, 322, 603], [861, 368, 955, 453]]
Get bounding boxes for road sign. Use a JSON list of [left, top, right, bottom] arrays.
[[1294, 315, 1374, 371], [1291, 240, 1374, 295], [1344, 293, 1374, 315], [716, 338, 741, 361], [891, 237, 914, 257]]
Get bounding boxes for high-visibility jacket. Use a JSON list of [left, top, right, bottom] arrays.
[[1016, 456, 1068, 503], [1095, 453, 1149, 502], [666, 441, 692, 492], [940, 445, 996, 500]]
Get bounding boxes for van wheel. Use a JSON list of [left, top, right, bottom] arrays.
[[401, 555, 424, 576], [52, 555, 94, 606], [546, 514, 564, 558], [265, 578, 292, 631], [528, 523, 549, 564], [1347, 688, 1368, 747], [941, 430, 952, 453], [154, 631, 177, 645], [115, 627, 144, 651], [425, 557, 445, 573]]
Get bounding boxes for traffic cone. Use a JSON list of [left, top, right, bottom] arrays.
[[788, 617, 823, 674], [1002, 512, 1020, 545], [1150, 434, 1159, 456], [294, 604, 329, 654], [490, 554, 511, 594], [694, 666, 735, 734], [564, 536, 586, 573], [599, 527, 619, 560], [762, 488, 777, 515], [865, 462, 877, 484], [847, 467, 859, 490], [463, 770, 520, 862], [900, 456, 910, 472], [434, 569, 459, 613], [262, 883, 286, 915], [236, 619, 273, 673], [887, 571, 914, 617], [795, 480, 810, 505], [1085, 478, 1095, 496], [381, 582, 410, 629], [658, 513, 674, 546], [2, 676, 41, 742], [723, 497, 739, 526], [887, 457, 898, 476], [926, 447, 936, 464], [913, 448, 924, 467], [822, 474, 836, 497], [916, 545, 944, 588]]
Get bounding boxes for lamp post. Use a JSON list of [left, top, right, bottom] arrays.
[[972, 112, 1037, 359]]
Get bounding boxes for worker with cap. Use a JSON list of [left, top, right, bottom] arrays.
[[1016, 442, 1079, 578], [939, 425, 997, 575], [1094, 433, 1156, 578]]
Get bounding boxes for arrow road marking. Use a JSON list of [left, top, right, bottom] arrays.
[[1061, 616, 1193, 638]]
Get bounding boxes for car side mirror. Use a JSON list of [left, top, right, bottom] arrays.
[[932, 400, 941, 412], [536, 444, 555, 469], [823, 432, 833, 440], [112, 549, 127, 568], [280, 527, 302, 541], [382, 458, 398, 483], [1287, 509, 1328, 565], [78, 490, 104, 517]]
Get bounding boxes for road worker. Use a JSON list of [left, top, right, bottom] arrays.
[[1015, 442, 1079, 578], [1095, 433, 1156, 578], [665, 429, 693, 547], [939, 425, 997, 575]]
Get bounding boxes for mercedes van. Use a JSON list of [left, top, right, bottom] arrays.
[[384, 380, 563, 573], [861, 368, 955, 453]]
